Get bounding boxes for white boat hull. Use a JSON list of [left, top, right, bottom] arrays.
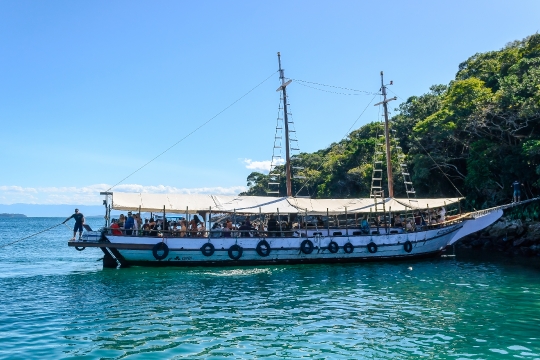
[[104, 224, 461, 266]]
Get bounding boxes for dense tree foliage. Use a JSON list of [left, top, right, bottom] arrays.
[[241, 34, 540, 209]]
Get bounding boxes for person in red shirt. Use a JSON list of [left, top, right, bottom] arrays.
[[110, 219, 123, 236]]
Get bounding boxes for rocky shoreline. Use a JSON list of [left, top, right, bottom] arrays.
[[456, 216, 540, 257]]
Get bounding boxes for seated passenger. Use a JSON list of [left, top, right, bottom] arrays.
[[179, 220, 187, 237], [149, 218, 158, 236], [110, 219, 123, 235], [222, 221, 232, 238], [198, 222, 207, 237], [238, 221, 251, 237], [210, 223, 222, 237], [267, 215, 278, 237], [394, 215, 403, 227], [405, 220, 415, 232]]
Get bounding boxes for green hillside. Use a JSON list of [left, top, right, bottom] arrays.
[[241, 34, 540, 209]]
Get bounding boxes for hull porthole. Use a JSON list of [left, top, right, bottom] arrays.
[[367, 242, 378, 254], [343, 242, 354, 254], [256, 240, 271, 257], [152, 242, 169, 260], [300, 239, 314, 254], [403, 240, 413, 253], [327, 241, 339, 253], [228, 244, 243, 260], [201, 243, 215, 257]]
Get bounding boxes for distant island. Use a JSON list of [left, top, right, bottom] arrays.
[[0, 213, 27, 218]]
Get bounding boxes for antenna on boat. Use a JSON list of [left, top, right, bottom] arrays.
[[374, 71, 397, 197]]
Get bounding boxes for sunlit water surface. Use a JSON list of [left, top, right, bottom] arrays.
[[1, 218, 539, 359]]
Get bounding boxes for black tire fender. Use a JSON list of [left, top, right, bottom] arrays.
[[152, 242, 169, 260], [75, 246, 85, 251], [201, 243, 215, 257], [327, 241, 339, 253], [343, 242, 354, 254], [403, 240, 413, 253], [367, 242, 378, 254], [300, 239, 314, 254], [228, 244, 243, 260], [256, 240, 271, 257]]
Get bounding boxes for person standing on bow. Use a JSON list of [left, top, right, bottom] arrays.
[[63, 208, 85, 241]]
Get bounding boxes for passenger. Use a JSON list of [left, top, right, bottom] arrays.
[[394, 215, 402, 228], [414, 211, 422, 226], [316, 216, 324, 227], [118, 214, 125, 227], [438, 207, 446, 222], [210, 223, 222, 237], [149, 218, 158, 236], [199, 222, 207, 237], [239, 221, 251, 237], [267, 215, 278, 237], [245, 216, 252, 227], [222, 220, 232, 238], [135, 213, 142, 234], [171, 222, 179, 236], [142, 219, 150, 236], [110, 219, 123, 235], [179, 220, 187, 237], [405, 220, 415, 232], [189, 215, 201, 237], [125, 212, 135, 236]]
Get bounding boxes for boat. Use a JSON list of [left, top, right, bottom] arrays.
[[69, 54, 510, 268]]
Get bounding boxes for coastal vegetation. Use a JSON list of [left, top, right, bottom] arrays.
[[241, 34, 540, 211]]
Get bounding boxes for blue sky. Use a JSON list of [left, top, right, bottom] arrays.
[[1, 0, 539, 206]]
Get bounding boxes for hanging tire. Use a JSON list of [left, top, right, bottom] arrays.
[[300, 239, 314, 254], [152, 242, 169, 260], [201, 243, 215, 257], [403, 240, 413, 253], [256, 240, 271, 257], [228, 244, 243, 260], [75, 246, 85, 251], [367, 242, 378, 254], [343, 242, 354, 254], [327, 241, 339, 253]]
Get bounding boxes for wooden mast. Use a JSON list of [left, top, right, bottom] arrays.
[[375, 72, 397, 198], [277, 52, 293, 197]]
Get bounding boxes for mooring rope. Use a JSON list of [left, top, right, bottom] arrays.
[[0, 222, 64, 249]]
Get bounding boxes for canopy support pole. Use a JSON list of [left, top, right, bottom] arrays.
[[327, 208, 330, 237], [277, 208, 282, 238], [345, 207, 348, 236]]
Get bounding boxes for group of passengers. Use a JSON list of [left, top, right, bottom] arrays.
[[109, 213, 207, 237]]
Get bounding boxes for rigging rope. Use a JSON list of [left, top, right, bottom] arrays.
[[0, 222, 64, 249], [290, 78, 378, 95], [293, 94, 378, 196], [106, 70, 279, 192], [412, 137, 467, 200]]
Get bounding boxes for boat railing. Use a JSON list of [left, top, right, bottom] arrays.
[[101, 215, 465, 239]]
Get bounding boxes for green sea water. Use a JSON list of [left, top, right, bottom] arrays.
[[1, 217, 539, 359]]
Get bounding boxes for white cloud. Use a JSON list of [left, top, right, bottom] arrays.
[[243, 158, 284, 172], [0, 184, 248, 205]]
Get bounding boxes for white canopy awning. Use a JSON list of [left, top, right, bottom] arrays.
[[111, 192, 462, 215]]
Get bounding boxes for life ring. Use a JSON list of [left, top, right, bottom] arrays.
[[75, 246, 85, 251], [228, 244, 243, 260], [343, 242, 354, 254], [152, 242, 169, 260], [367, 242, 378, 254], [256, 240, 271, 257], [201, 243, 215, 257], [403, 240, 413, 253], [327, 241, 339, 253], [300, 239, 314, 254]]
